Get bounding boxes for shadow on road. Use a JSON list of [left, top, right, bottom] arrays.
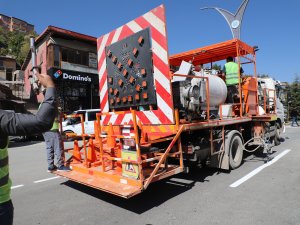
[[62, 167, 218, 214], [8, 140, 42, 148]]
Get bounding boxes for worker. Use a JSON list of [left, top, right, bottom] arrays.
[[42, 105, 70, 172], [0, 73, 56, 225], [223, 56, 244, 103], [290, 108, 299, 127]]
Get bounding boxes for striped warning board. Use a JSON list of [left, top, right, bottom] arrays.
[[97, 4, 174, 125]]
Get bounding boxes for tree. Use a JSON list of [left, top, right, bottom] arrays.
[[0, 28, 37, 66], [19, 34, 31, 65], [0, 27, 9, 56], [286, 74, 300, 119], [8, 31, 24, 63], [212, 64, 221, 71]]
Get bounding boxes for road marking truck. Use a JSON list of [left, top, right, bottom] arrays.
[[55, 5, 281, 198]]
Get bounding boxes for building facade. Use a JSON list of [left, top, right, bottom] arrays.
[[0, 56, 16, 81], [22, 26, 99, 112], [0, 14, 34, 33]]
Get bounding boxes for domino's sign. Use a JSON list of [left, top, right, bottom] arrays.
[[62, 72, 91, 82], [50, 69, 96, 83]]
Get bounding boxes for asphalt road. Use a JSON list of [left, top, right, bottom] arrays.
[[8, 126, 300, 225]]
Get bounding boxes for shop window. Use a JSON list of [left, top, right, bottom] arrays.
[[61, 47, 89, 66], [82, 54, 88, 66], [62, 48, 68, 62]]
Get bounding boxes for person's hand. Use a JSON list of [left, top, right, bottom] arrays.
[[36, 73, 55, 88]]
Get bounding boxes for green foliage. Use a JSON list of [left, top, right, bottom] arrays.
[[287, 74, 300, 114], [0, 27, 37, 66], [212, 63, 221, 71], [0, 27, 9, 55]]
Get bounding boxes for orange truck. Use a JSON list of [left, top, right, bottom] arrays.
[[55, 5, 281, 198]]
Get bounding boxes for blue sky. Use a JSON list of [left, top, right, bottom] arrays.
[[1, 0, 299, 82]]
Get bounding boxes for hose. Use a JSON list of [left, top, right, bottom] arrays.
[[243, 137, 263, 153]]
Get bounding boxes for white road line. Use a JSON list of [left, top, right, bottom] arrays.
[[34, 176, 60, 184], [11, 184, 24, 189], [230, 149, 291, 188]]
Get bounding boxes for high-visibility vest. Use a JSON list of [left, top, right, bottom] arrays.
[[225, 62, 239, 85], [0, 139, 11, 204], [51, 117, 59, 131]]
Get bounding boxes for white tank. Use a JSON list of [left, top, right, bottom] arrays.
[[192, 70, 227, 107], [206, 75, 227, 107]]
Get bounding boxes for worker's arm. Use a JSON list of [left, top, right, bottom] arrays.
[[0, 88, 56, 136], [0, 74, 56, 137]]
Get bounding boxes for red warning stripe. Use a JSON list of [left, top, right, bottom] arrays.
[[151, 5, 165, 22], [134, 16, 167, 50]]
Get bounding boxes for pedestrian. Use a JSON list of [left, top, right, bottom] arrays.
[[223, 56, 244, 103], [42, 106, 70, 172], [290, 108, 299, 127], [0, 73, 56, 225]]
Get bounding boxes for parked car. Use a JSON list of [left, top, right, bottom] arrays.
[[62, 109, 101, 136]]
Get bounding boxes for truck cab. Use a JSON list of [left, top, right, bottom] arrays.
[[257, 77, 285, 144]]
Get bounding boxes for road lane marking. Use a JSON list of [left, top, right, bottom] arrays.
[[34, 176, 60, 184], [11, 184, 24, 189], [230, 149, 291, 188]]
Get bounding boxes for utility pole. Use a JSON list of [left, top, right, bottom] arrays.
[[201, 0, 249, 39]]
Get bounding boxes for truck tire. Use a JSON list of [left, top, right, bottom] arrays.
[[225, 131, 244, 169], [274, 123, 281, 146]]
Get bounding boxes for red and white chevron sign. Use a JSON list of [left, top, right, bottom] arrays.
[[97, 5, 174, 125]]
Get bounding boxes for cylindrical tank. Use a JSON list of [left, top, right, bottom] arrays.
[[205, 75, 227, 107]]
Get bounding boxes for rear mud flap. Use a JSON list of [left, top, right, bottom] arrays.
[[210, 152, 229, 170]]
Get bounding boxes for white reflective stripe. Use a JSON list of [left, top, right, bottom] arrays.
[[142, 111, 161, 124], [143, 11, 166, 36], [103, 102, 109, 112], [152, 38, 168, 65], [153, 66, 170, 93], [111, 26, 123, 44], [121, 114, 133, 124], [126, 20, 142, 33], [156, 94, 174, 122], [98, 57, 107, 77], [109, 114, 118, 124], [97, 33, 109, 62], [100, 79, 107, 100]]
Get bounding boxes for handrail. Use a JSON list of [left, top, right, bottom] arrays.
[[144, 125, 184, 189]]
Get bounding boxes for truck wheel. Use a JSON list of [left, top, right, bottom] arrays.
[[226, 131, 244, 169], [274, 123, 281, 146]]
